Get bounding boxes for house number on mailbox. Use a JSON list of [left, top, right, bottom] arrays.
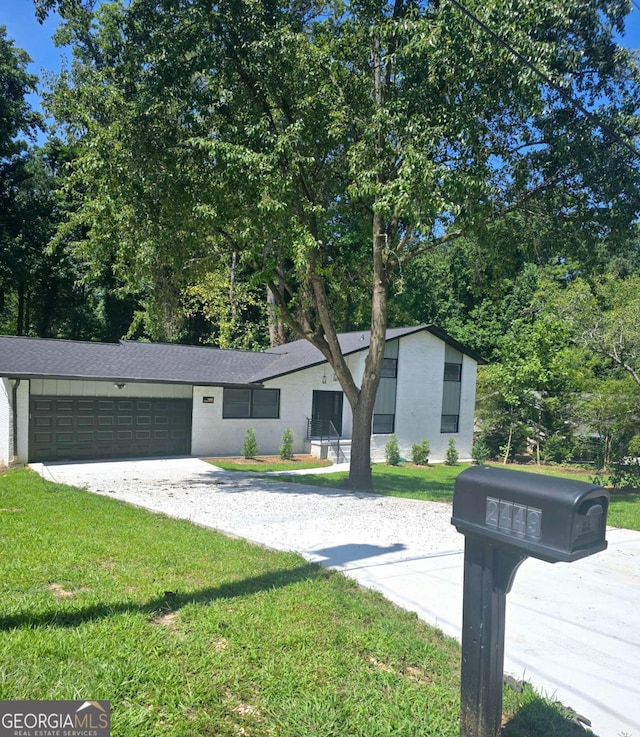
[[485, 497, 542, 540]]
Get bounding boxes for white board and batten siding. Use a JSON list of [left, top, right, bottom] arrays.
[[29, 379, 193, 399]]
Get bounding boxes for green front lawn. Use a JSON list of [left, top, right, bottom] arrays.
[[0, 468, 591, 736], [273, 461, 640, 531], [272, 462, 469, 501], [206, 455, 333, 473]]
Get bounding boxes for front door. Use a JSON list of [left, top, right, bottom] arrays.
[[311, 390, 343, 436]]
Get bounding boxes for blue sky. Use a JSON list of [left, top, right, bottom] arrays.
[[3, 0, 640, 114]]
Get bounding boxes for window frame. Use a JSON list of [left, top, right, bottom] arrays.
[[222, 387, 280, 419], [443, 362, 462, 382], [440, 414, 459, 433], [380, 358, 398, 379], [372, 413, 395, 434]]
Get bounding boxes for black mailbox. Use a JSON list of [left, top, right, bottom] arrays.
[[452, 464, 609, 563], [452, 465, 610, 737]]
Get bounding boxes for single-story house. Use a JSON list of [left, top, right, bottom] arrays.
[[0, 325, 483, 466]]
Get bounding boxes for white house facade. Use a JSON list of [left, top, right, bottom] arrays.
[[0, 326, 483, 467]]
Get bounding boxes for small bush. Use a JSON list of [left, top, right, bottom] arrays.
[[280, 428, 294, 461], [411, 439, 430, 465], [242, 428, 259, 459], [385, 435, 401, 466], [445, 438, 459, 466], [628, 435, 640, 458], [608, 459, 640, 489], [472, 439, 491, 465], [541, 434, 572, 465]]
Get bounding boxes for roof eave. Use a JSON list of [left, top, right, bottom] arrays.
[[0, 372, 264, 388]]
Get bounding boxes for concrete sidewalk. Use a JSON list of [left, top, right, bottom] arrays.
[[34, 457, 640, 737]]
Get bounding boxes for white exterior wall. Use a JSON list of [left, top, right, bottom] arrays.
[[191, 356, 359, 457], [371, 331, 443, 461], [369, 331, 477, 462], [0, 379, 10, 466], [457, 356, 477, 461], [16, 380, 29, 464], [0, 378, 30, 466], [192, 331, 478, 460]]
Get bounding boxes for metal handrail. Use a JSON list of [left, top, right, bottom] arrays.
[[306, 418, 344, 462]]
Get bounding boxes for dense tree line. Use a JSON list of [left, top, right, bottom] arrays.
[[2, 2, 640, 486]]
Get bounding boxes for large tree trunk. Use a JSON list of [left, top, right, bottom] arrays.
[[347, 221, 389, 490], [16, 281, 25, 336], [267, 286, 286, 347], [345, 27, 390, 489], [349, 399, 376, 489]]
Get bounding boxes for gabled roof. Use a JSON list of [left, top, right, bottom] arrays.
[[0, 325, 483, 386], [248, 324, 484, 381]]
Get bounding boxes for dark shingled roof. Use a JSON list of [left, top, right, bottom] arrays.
[[0, 326, 482, 386], [0, 336, 273, 386]]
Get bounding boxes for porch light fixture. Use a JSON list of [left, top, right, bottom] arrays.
[[114, 383, 126, 389], [322, 367, 327, 384]]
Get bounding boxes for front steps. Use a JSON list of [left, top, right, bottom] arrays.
[[308, 439, 351, 464]]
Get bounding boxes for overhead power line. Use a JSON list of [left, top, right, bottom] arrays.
[[445, 0, 640, 164]]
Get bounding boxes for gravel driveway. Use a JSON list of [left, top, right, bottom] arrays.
[[33, 457, 640, 737]]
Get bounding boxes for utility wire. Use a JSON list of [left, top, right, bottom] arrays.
[[632, 0, 640, 16], [446, 0, 640, 164]]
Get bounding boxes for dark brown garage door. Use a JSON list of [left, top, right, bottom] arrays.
[[29, 396, 192, 462]]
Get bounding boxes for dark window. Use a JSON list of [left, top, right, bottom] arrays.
[[440, 414, 459, 433], [223, 388, 280, 419], [444, 362, 462, 382], [373, 414, 395, 434], [223, 388, 251, 418], [252, 389, 280, 418], [380, 358, 398, 378]]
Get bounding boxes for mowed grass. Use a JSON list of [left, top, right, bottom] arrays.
[[207, 455, 333, 473], [272, 462, 468, 501], [0, 468, 591, 736], [272, 461, 640, 531]]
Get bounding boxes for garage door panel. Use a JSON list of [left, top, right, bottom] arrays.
[[29, 396, 192, 462]]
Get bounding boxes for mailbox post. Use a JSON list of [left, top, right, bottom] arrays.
[[452, 465, 609, 737]]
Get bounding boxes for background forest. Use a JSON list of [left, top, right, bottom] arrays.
[[3, 1, 640, 483]]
